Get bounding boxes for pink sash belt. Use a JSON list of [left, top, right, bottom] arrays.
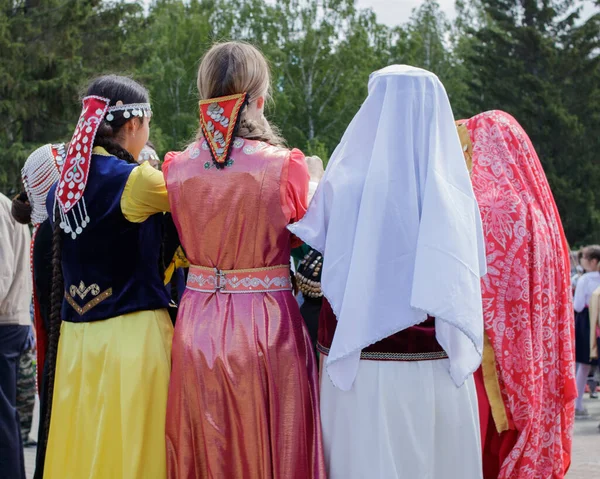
[[187, 264, 292, 294]]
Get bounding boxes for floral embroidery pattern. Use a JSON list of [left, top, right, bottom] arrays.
[[187, 268, 292, 293], [468, 111, 576, 479], [69, 281, 100, 300], [187, 272, 291, 291], [58, 96, 110, 213]]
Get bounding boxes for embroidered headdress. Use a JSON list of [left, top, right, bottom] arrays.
[[199, 93, 248, 168], [21, 143, 66, 227], [56, 95, 151, 239]]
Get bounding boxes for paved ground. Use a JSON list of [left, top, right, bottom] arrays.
[[24, 397, 600, 478], [568, 394, 600, 478], [24, 444, 35, 478]]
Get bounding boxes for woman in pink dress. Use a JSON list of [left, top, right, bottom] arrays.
[[163, 42, 326, 478]]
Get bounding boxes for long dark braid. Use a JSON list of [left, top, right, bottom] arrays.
[[94, 123, 137, 164], [41, 200, 64, 451]]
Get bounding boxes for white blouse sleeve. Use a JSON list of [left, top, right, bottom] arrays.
[[573, 274, 588, 313]]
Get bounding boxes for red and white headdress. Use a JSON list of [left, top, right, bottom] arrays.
[[199, 93, 248, 168], [56, 95, 151, 239]]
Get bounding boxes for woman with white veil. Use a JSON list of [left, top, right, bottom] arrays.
[[289, 65, 486, 478]]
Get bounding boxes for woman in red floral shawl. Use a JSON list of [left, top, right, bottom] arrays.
[[457, 111, 577, 479]]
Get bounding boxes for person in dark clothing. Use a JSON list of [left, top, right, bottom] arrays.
[[12, 143, 66, 479], [1, 192, 32, 479], [32, 218, 53, 478], [295, 248, 323, 349]]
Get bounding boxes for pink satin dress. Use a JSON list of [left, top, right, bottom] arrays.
[[164, 139, 326, 478]]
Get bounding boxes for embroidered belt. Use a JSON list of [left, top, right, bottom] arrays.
[[317, 343, 448, 362], [187, 264, 292, 294]]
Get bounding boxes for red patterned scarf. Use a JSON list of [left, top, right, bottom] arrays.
[[466, 111, 576, 478], [55, 96, 151, 239], [56, 96, 110, 238]]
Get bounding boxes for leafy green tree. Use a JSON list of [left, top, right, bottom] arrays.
[[457, 0, 600, 244], [0, 0, 145, 194], [390, 0, 471, 114], [132, 0, 392, 157], [265, 0, 392, 155], [1, 0, 598, 245], [126, 0, 224, 154]]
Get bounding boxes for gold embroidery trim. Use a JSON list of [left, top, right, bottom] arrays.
[[65, 288, 113, 315], [317, 343, 448, 361], [69, 281, 100, 300], [482, 332, 510, 433]]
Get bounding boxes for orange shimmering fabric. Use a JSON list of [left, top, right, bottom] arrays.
[[164, 138, 325, 478]]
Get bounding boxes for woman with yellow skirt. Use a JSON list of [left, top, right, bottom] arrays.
[[41, 75, 174, 479]]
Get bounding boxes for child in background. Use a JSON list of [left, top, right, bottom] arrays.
[[573, 245, 600, 417]]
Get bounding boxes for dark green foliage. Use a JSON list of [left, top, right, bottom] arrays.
[[458, 0, 600, 244], [0, 0, 145, 194], [1, 0, 598, 244]]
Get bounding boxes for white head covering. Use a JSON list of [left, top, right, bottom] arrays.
[[289, 65, 487, 391], [138, 145, 160, 166], [21, 144, 65, 227]]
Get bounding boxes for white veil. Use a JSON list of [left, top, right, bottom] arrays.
[[289, 65, 487, 391]]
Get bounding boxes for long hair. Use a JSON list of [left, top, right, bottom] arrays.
[[41, 74, 150, 450], [88, 75, 151, 165], [195, 41, 285, 146], [43, 200, 64, 445]]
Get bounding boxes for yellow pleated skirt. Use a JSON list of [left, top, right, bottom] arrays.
[[44, 309, 173, 479]]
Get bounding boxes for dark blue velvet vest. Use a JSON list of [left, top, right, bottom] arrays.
[[46, 152, 170, 323]]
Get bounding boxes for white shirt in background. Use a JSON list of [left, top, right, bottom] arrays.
[[573, 271, 600, 312]]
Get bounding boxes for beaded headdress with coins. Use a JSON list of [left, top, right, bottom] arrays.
[[55, 95, 152, 239], [199, 92, 248, 169]]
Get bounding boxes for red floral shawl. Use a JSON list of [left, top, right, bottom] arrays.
[[466, 111, 576, 478]]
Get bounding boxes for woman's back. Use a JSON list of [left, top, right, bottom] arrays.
[[166, 138, 304, 270], [164, 41, 325, 479], [46, 152, 169, 323], [164, 138, 325, 478]]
